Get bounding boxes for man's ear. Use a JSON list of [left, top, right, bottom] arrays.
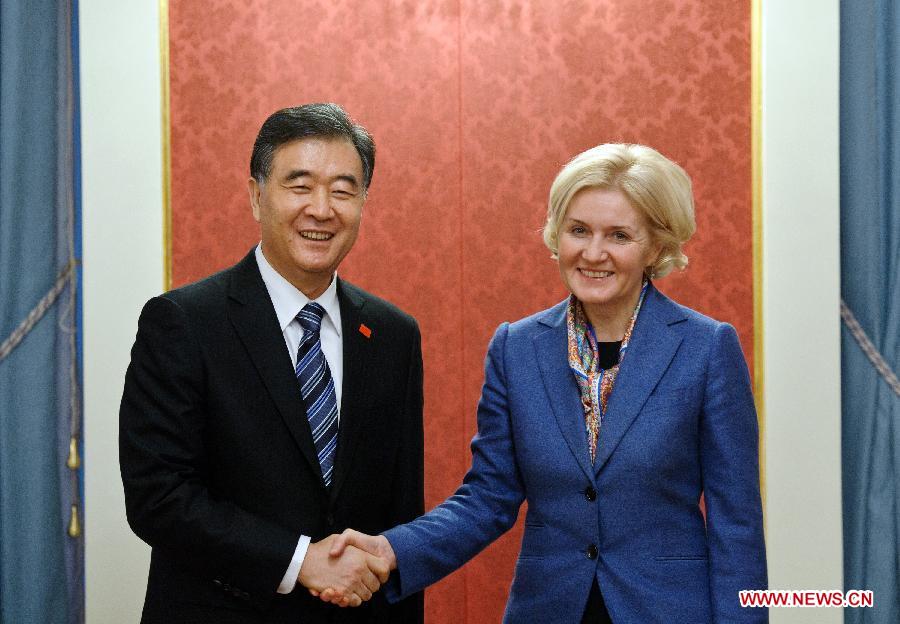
[[248, 177, 262, 222]]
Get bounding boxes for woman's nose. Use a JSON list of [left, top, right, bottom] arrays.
[[582, 237, 609, 262]]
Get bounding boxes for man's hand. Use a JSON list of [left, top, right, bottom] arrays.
[[311, 529, 397, 606], [298, 535, 390, 607]]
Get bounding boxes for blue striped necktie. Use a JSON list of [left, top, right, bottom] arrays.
[[295, 302, 339, 487]]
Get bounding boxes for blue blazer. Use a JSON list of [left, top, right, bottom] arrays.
[[384, 284, 767, 623]]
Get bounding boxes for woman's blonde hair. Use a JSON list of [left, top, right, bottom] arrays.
[[543, 143, 696, 278]]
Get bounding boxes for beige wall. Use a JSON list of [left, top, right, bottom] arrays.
[[760, 1, 843, 622], [81, 1, 161, 621]]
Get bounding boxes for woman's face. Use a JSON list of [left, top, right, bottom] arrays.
[[557, 187, 660, 328]]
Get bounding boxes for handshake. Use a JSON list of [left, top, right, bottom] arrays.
[[298, 529, 396, 607]]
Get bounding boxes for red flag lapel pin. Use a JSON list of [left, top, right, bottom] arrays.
[[358, 323, 372, 339]]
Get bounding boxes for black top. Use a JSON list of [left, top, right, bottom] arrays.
[[597, 340, 622, 370], [586, 340, 621, 624]]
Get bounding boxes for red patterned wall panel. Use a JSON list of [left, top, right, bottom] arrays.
[[169, 1, 750, 621]]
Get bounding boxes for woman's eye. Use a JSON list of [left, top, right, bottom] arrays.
[[570, 226, 587, 235], [612, 231, 629, 241]]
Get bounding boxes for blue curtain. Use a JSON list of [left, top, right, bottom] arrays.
[[841, 1, 900, 622], [0, 1, 83, 623]]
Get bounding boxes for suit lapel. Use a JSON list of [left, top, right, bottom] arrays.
[[329, 279, 372, 501], [226, 251, 322, 481], [534, 301, 595, 481], [594, 285, 685, 474]]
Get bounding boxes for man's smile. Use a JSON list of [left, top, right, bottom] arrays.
[[300, 230, 334, 241]]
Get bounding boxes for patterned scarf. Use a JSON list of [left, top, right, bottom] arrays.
[[566, 281, 649, 463]]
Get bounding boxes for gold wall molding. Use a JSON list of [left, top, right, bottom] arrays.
[[159, 0, 172, 291], [751, 0, 765, 510]]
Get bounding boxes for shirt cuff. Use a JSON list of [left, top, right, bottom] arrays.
[[277, 535, 311, 594]]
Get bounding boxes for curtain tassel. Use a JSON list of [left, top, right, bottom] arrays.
[[66, 436, 80, 469], [68, 504, 81, 538]]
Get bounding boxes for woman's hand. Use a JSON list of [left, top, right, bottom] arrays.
[[308, 529, 397, 606]]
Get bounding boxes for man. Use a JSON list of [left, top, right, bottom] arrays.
[[120, 103, 424, 624]]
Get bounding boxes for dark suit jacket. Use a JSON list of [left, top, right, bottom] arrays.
[[120, 249, 424, 624]]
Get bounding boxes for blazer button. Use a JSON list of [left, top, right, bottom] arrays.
[[584, 486, 597, 502], [586, 544, 598, 560]]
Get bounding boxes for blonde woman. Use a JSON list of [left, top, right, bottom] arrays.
[[324, 144, 767, 623]]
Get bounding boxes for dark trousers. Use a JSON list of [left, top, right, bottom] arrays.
[[581, 579, 612, 624]]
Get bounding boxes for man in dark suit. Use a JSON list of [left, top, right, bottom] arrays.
[[120, 103, 424, 624]]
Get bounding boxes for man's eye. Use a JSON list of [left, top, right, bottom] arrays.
[[291, 185, 310, 192], [332, 189, 353, 198]]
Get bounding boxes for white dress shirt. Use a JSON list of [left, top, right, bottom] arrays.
[[254, 244, 344, 594]]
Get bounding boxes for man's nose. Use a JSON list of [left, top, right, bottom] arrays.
[[306, 188, 333, 219]]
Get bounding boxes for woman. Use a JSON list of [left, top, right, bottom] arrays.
[[323, 144, 767, 622]]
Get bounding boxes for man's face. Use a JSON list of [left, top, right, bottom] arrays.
[[249, 137, 365, 298]]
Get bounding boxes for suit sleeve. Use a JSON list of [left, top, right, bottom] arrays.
[[383, 322, 526, 601], [700, 322, 768, 622], [389, 321, 425, 526], [383, 321, 426, 621], [119, 296, 298, 607]]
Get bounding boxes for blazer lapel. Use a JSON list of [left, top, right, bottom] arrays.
[[226, 251, 322, 481], [328, 279, 372, 501], [594, 285, 685, 474], [533, 301, 595, 481]]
